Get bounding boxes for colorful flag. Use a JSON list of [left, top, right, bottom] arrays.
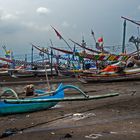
[[51, 26, 62, 39], [6, 50, 11, 54], [96, 37, 103, 50], [5, 51, 11, 58], [98, 37, 103, 43]]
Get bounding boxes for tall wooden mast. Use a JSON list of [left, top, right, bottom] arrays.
[[122, 20, 126, 53]]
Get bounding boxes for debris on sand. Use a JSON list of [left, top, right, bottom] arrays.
[[64, 133, 72, 138], [0, 128, 18, 138], [72, 113, 96, 121], [85, 133, 102, 139]]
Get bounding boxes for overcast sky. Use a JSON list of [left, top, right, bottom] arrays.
[[0, 0, 140, 56]]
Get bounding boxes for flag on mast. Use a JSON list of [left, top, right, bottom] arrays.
[[96, 37, 104, 50], [51, 26, 72, 50], [51, 26, 63, 39], [98, 37, 103, 43]]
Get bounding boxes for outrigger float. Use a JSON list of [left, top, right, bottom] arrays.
[[0, 83, 119, 115]]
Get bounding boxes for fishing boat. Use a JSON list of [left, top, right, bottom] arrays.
[[0, 83, 64, 115], [0, 69, 8, 76], [58, 68, 83, 77], [79, 67, 140, 82], [0, 83, 119, 115], [8, 68, 57, 78]]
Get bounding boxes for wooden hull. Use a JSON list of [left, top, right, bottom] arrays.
[[59, 69, 83, 77], [80, 68, 140, 82], [8, 68, 57, 78], [0, 70, 8, 76], [0, 84, 64, 115], [0, 101, 58, 115]]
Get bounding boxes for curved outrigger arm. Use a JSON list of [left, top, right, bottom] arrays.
[[0, 88, 19, 100], [56, 85, 89, 98], [36, 84, 89, 98]]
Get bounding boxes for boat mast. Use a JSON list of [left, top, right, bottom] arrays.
[[81, 36, 86, 70], [31, 44, 51, 90], [122, 19, 126, 54], [31, 45, 34, 69], [121, 16, 140, 54]]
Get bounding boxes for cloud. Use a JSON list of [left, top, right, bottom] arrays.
[[72, 24, 77, 29], [0, 8, 17, 21], [138, 5, 140, 10], [22, 22, 50, 32], [62, 21, 69, 27], [1, 14, 17, 20], [15, 11, 25, 16], [36, 7, 50, 15]]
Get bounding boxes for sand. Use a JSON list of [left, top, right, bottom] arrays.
[[0, 77, 140, 140]]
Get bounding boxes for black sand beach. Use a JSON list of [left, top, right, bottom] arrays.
[[0, 77, 140, 140]]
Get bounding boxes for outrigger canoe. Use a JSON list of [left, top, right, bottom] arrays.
[[80, 67, 140, 82], [8, 68, 57, 78], [0, 83, 64, 115], [0, 83, 119, 115]]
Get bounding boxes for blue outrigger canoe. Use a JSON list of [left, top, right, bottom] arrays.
[[0, 83, 119, 115], [0, 83, 64, 115]]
